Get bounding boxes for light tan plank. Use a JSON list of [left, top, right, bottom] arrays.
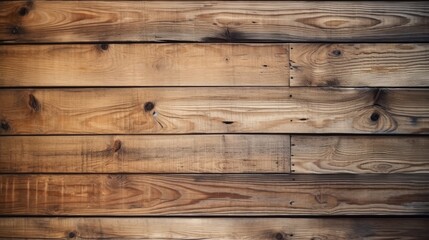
[[0, 88, 428, 135], [290, 44, 429, 87], [0, 44, 288, 87], [1, 174, 428, 215], [1, 1, 428, 43], [291, 136, 429, 174], [1, 217, 428, 239], [0, 134, 289, 173]]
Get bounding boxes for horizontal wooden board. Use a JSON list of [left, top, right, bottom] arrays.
[[1, 1, 429, 43], [0, 88, 428, 135], [290, 44, 429, 87], [1, 174, 428, 215], [291, 136, 429, 174], [0, 134, 289, 173], [0, 44, 288, 87], [1, 218, 428, 239]]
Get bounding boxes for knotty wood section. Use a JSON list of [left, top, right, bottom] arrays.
[[1, 218, 428, 239], [290, 44, 429, 87], [0, 135, 289, 173], [1, 174, 428, 215], [0, 44, 288, 87], [0, 88, 428, 134], [1, 1, 429, 43], [291, 136, 429, 174]]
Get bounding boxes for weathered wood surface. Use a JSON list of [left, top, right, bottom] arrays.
[[291, 136, 429, 174], [0, 134, 289, 173], [1, 1, 429, 43], [1, 218, 428, 239], [0, 44, 288, 87], [1, 88, 428, 135], [0, 174, 428, 215], [290, 44, 429, 87]]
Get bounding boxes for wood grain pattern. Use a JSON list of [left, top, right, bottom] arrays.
[[1, 174, 428, 215], [291, 136, 429, 174], [0, 44, 288, 87], [1, 217, 428, 239], [1, 1, 429, 43], [1, 88, 428, 135], [0, 134, 289, 173], [290, 44, 429, 87]]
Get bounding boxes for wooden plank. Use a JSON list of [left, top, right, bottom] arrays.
[[1, 174, 428, 215], [291, 136, 429, 174], [0, 44, 288, 87], [1, 1, 428, 43], [0, 134, 289, 173], [0, 88, 428, 135], [290, 44, 429, 87], [1, 218, 428, 239]]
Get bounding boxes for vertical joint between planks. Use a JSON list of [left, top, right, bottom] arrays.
[[290, 135, 295, 174], [288, 44, 292, 87]]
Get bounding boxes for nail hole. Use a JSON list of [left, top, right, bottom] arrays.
[[144, 102, 155, 112], [100, 43, 109, 50], [10, 26, 20, 35], [275, 233, 284, 240], [289, 201, 295, 205], [332, 49, 342, 57]]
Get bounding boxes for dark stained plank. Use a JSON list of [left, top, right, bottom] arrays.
[[290, 44, 429, 87], [1, 1, 428, 43], [0, 174, 428, 215], [291, 136, 429, 174], [0, 134, 289, 173], [0, 88, 428, 135], [1, 217, 428, 239], [0, 44, 288, 87]]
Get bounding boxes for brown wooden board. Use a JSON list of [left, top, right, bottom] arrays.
[[0, 134, 289, 173], [0, 217, 428, 239], [0, 88, 428, 135], [0, 174, 428, 215], [290, 44, 429, 87], [1, 1, 428, 43], [291, 136, 429, 174], [0, 44, 288, 87]]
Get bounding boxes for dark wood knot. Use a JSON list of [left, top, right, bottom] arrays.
[[68, 231, 76, 238], [113, 139, 122, 153], [144, 102, 155, 112], [370, 111, 380, 122], [18, 7, 29, 16], [1, 120, 10, 131], [28, 94, 41, 112]]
